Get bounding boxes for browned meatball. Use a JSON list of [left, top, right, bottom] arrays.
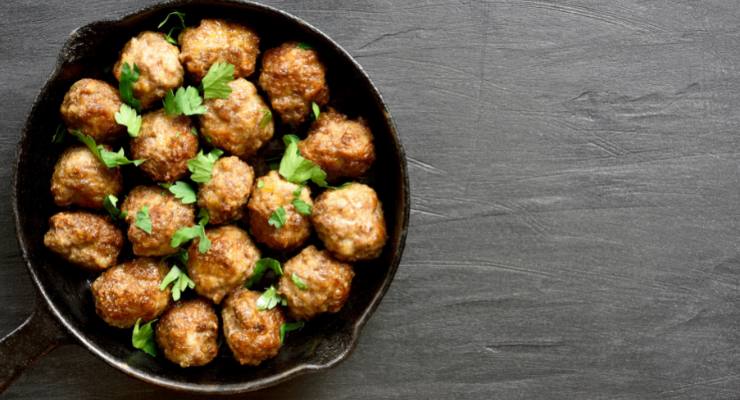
[[50, 145, 123, 209], [121, 186, 195, 256], [197, 156, 254, 224], [43, 211, 124, 271], [258, 42, 329, 125], [312, 183, 387, 261], [155, 299, 219, 367], [179, 19, 260, 81], [130, 110, 198, 182], [59, 79, 125, 142], [90, 258, 170, 328], [222, 288, 284, 366], [299, 109, 375, 180], [278, 246, 354, 320], [113, 31, 184, 109], [247, 171, 312, 251], [199, 78, 273, 158], [187, 225, 260, 304]]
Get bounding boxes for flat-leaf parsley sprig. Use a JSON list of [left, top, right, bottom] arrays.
[[71, 130, 144, 168], [201, 62, 235, 99], [159, 265, 195, 301], [158, 11, 186, 45]]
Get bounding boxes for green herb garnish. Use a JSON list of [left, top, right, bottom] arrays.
[[119, 62, 141, 110], [103, 194, 126, 220], [72, 130, 144, 168], [167, 181, 197, 204], [268, 206, 287, 229], [163, 86, 206, 116], [259, 109, 272, 129], [245, 258, 283, 289], [159, 265, 195, 301], [311, 102, 320, 120], [132, 318, 157, 357], [280, 321, 305, 343], [135, 206, 152, 234], [114, 103, 142, 137], [278, 135, 327, 186], [187, 149, 223, 183], [202, 62, 235, 99], [256, 286, 286, 311], [291, 273, 308, 290]]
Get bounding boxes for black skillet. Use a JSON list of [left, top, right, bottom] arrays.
[[0, 0, 409, 394]]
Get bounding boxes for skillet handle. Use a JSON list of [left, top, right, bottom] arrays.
[[0, 298, 67, 393]]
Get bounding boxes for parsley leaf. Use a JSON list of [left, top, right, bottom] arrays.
[[119, 62, 141, 111], [311, 102, 320, 120], [291, 273, 308, 290], [189, 126, 198, 136], [52, 124, 66, 144], [158, 11, 186, 45], [268, 206, 287, 229], [159, 265, 195, 301], [297, 42, 312, 50], [198, 208, 210, 226], [260, 109, 272, 129], [202, 62, 235, 99], [245, 258, 283, 289], [163, 86, 206, 116], [103, 194, 126, 220], [135, 206, 153, 234], [187, 149, 223, 183], [114, 103, 142, 137], [256, 286, 286, 311], [292, 199, 312, 216], [132, 318, 157, 357], [257, 180, 265, 189], [278, 135, 327, 186], [168, 181, 196, 204], [71, 130, 144, 168], [280, 321, 305, 343], [171, 211, 210, 253]]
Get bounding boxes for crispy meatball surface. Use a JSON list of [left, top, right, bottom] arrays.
[[121, 186, 195, 256], [258, 42, 329, 126], [312, 183, 387, 261], [247, 171, 312, 251], [187, 225, 260, 304], [197, 156, 254, 224], [199, 78, 273, 158], [179, 19, 260, 81], [113, 31, 184, 109], [130, 110, 198, 182], [91, 258, 170, 328], [278, 245, 354, 320], [222, 288, 285, 366], [299, 109, 375, 180], [155, 299, 219, 367], [51, 145, 123, 209], [60, 79, 125, 142], [43, 211, 124, 271]]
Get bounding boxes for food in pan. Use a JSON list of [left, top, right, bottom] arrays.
[[44, 12, 386, 368]]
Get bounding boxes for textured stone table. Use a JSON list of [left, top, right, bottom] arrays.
[[2, 1, 740, 398]]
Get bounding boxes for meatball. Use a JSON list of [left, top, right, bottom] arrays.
[[43, 211, 124, 271], [199, 78, 273, 158], [91, 258, 170, 328], [312, 183, 387, 261], [222, 288, 285, 366], [299, 109, 375, 180], [59, 79, 125, 142], [258, 42, 329, 126], [197, 156, 254, 224], [130, 110, 198, 182], [113, 31, 184, 109], [121, 186, 195, 256], [278, 246, 354, 320], [50, 145, 123, 209], [179, 19, 260, 81], [187, 225, 260, 304], [247, 171, 312, 251], [155, 299, 219, 367]]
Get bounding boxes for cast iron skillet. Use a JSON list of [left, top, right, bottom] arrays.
[[0, 0, 408, 394]]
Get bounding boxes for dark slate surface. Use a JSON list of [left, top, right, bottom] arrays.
[[2, 0, 740, 398]]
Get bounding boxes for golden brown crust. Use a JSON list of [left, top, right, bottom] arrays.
[[187, 225, 260, 304], [299, 109, 375, 180], [121, 186, 195, 256], [90, 258, 170, 328], [197, 156, 254, 224], [155, 299, 219, 367], [199, 78, 273, 159], [278, 245, 354, 320], [43, 211, 124, 271], [113, 31, 184, 109], [258, 42, 329, 126], [50, 145, 123, 209], [130, 110, 198, 182], [60, 79, 126, 142], [179, 19, 260, 81], [247, 171, 312, 251], [221, 288, 284, 366], [311, 183, 387, 261]]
